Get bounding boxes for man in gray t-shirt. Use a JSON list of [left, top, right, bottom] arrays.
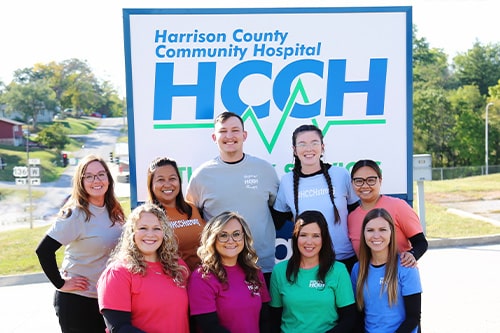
[[186, 111, 279, 283]]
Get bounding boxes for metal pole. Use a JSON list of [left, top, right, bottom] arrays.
[[485, 103, 493, 175], [26, 122, 33, 229], [417, 180, 426, 235]]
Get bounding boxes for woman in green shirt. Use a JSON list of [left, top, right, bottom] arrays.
[[269, 210, 356, 332]]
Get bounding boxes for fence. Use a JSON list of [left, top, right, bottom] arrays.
[[432, 164, 500, 180]]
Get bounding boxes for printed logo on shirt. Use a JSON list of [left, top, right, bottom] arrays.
[[309, 280, 325, 289], [244, 174, 259, 189], [298, 187, 335, 199], [246, 281, 261, 296], [169, 218, 201, 229]]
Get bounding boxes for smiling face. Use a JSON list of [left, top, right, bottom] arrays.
[[82, 161, 109, 206], [134, 212, 164, 262], [364, 216, 391, 254], [297, 222, 322, 263], [352, 166, 382, 205], [215, 218, 245, 266], [212, 116, 247, 162], [294, 130, 324, 173], [151, 164, 180, 208]]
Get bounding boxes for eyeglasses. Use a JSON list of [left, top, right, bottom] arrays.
[[216, 230, 244, 243], [295, 141, 321, 149], [82, 172, 108, 183], [352, 176, 378, 187]]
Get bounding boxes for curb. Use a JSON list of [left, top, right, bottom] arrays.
[[428, 234, 500, 249], [1, 235, 500, 288], [0, 272, 48, 287]]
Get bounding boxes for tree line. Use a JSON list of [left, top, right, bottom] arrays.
[[1, 27, 500, 168], [0, 58, 123, 128], [413, 27, 500, 168]]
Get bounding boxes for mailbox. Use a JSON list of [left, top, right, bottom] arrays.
[[413, 154, 432, 181]]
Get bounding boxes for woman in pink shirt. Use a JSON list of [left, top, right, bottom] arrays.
[[98, 203, 190, 333], [188, 211, 271, 333], [348, 159, 428, 267]]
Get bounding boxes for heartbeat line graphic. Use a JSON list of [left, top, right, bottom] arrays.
[[241, 79, 308, 153], [153, 79, 386, 152]]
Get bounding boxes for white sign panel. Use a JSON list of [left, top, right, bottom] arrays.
[[123, 7, 413, 205], [13, 166, 28, 178], [30, 167, 40, 177]]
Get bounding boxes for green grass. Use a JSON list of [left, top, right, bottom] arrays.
[[417, 201, 500, 238], [0, 197, 130, 276], [0, 188, 45, 201], [0, 118, 98, 182], [0, 225, 64, 275], [40, 117, 98, 135], [414, 173, 500, 238]]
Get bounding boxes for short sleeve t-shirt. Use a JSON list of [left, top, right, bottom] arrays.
[[348, 195, 423, 257], [164, 203, 205, 271], [273, 165, 358, 260], [270, 260, 355, 332], [188, 264, 270, 333], [351, 260, 422, 333], [47, 204, 122, 298], [98, 260, 189, 333]]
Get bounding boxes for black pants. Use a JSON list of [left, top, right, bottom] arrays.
[[263, 272, 272, 290], [54, 290, 105, 333]]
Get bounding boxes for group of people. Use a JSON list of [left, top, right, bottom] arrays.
[[36, 111, 427, 333]]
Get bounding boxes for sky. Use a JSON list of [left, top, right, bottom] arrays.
[[0, 0, 497, 97]]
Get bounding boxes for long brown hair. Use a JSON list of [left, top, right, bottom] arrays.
[[197, 211, 262, 290], [355, 208, 399, 310], [59, 154, 124, 224]]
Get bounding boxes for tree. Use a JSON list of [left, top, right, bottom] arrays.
[[413, 88, 454, 167], [486, 83, 500, 165], [11, 58, 123, 117], [2, 80, 57, 127], [453, 41, 500, 96], [447, 85, 486, 165], [37, 123, 70, 150], [413, 27, 453, 90], [412, 27, 457, 166]]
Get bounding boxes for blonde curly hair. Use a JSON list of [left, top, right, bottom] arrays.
[[109, 202, 188, 286]]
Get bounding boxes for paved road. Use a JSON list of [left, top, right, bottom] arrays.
[[418, 244, 500, 332], [1, 244, 499, 332], [0, 117, 130, 231]]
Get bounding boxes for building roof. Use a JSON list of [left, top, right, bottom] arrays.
[[0, 117, 25, 126]]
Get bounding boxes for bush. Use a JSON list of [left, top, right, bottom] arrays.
[[37, 123, 70, 150]]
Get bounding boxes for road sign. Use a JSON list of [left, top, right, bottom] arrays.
[[30, 178, 41, 185], [28, 158, 41, 165], [13, 166, 28, 177], [15, 178, 27, 185], [30, 167, 40, 177]]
